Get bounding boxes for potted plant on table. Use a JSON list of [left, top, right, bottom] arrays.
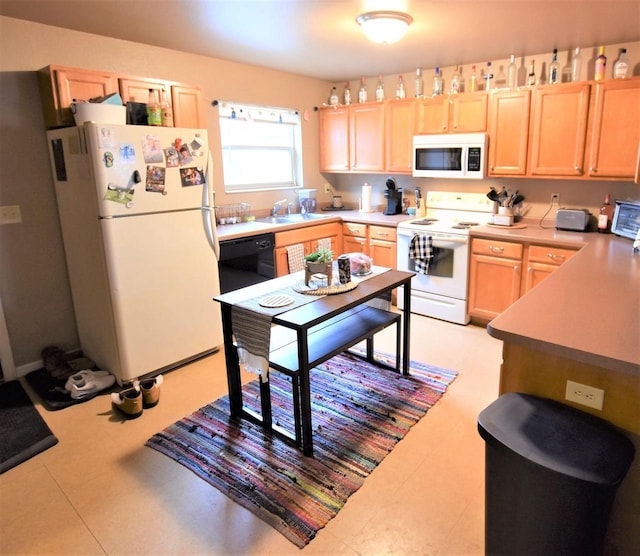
[[304, 247, 333, 285]]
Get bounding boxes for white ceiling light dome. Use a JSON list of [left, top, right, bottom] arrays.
[[356, 10, 414, 44]]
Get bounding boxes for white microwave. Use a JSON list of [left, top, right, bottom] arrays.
[[413, 133, 488, 179]]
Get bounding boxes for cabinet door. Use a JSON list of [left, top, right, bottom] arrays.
[[344, 235, 368, 254], [415, 96, 449, 133], [488, 89, 531, 176], [588, 78, 640, 179], [319, 106, 350, 172], [386, 100, 415, 173], [119, 77, 165, 103], [523, 244, 577, 293], [350, 103, 385, 172], [369, 225, 396, 268], [450, 92, 488, 132], [468, 254, 522, 320], [171, 85, 204, 128], [42, 66, 118, 127], [529, 83, 590, 176]]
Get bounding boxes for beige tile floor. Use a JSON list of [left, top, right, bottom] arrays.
[[0, 313, 503, 555]]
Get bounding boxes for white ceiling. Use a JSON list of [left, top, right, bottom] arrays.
[[1, 0, 639, 82]]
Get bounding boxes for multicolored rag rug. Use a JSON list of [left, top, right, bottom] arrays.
[[146, 351, 457, 548]]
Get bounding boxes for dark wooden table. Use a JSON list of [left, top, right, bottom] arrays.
[[214, 268, 414, 455]]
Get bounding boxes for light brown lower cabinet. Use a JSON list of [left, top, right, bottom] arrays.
[[274, 222, 341, 276], [468, 238, 578, 321]]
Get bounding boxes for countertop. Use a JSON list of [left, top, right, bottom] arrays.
[[477, 221, 640, 376]]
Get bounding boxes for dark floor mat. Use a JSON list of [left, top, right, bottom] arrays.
[[0, 380, 58, 474]]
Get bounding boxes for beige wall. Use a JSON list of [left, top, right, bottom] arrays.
[[0, 16, 330, 371]]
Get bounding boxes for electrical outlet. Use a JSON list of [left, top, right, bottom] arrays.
[[565, 380, 604, 410], [551, 193, 559, 205], [0, 205, 22, 225], [323, 183, 332, 194]]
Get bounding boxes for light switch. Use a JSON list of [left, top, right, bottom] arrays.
[[0, 205, 22, 225]]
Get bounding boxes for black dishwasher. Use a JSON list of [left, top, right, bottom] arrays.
[[218, 233, 275, 293]]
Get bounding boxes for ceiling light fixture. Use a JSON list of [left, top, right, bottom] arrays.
[[356, 10, 413, 44]]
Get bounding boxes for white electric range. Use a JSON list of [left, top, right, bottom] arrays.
[[396, 191, 494, 324]]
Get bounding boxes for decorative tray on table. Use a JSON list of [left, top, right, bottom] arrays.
[[293, 278, 358, 295]]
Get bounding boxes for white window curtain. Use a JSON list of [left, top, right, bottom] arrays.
[[218, 102, 303, 192]]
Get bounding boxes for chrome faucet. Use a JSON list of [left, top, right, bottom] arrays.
[[271, 199, 288, 216]]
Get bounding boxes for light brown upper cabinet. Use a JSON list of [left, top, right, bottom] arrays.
[[349, 103, 386, 172], [488, 89, 531, 176], [528, 82, 591, 176], [587, 78, 640, 179], [318, 106, 350, 172], [385, 99, 415, 174], [39, 65, 119, 128], [39, 65, 205, 129], [415, 92, 488, 134]]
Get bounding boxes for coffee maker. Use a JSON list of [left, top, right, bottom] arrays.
[[383, 177, 403, 215]]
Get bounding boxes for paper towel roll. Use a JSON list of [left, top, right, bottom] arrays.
[[361, 183, 372, 212]]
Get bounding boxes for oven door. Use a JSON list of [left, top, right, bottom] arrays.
[[396, 228, 471, 323]]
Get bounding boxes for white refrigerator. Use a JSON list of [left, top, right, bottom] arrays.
[[47, 122, 222, 385]]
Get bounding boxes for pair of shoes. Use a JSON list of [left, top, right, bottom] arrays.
[[140, 375, 163, 408], [65, 369, 116, 400], [111, 375, 163, 418], [111, 384, 143, 419]]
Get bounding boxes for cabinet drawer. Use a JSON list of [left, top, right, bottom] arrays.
[[343, 222, 367, 237], [528, 244, 577, 266], [472, 238, 523, 259], [369, 225, 396, 241]]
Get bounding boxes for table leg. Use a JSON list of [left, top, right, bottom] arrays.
[[296, 330, 314, 456], [221, 304, 243, 417], [402, 279, 411, 376]]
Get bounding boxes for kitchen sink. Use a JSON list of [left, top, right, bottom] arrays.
[[254, 213, 331, 224]]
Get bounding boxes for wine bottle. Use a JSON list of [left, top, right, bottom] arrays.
[[526, 60, 536, 86], [598, 194, 614, 233], [358, 77, 368, 103], [375, 74, 385, 102], [549, 49, 559, 84], [594, 46, 607, 81], [507, 55, 518, 89], [396, 75, 406, 99], [571, 47, 582, 82], [613, 48, 630, 79], [414, 68, 424, 98], [432, 67, 444, 96]]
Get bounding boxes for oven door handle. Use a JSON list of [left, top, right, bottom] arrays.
[[399, 232, 469, 245]]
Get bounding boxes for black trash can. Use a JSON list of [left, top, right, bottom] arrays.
[[478, 393, 634, 556]]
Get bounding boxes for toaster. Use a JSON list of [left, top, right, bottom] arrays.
[[555, 209, 591, 232]]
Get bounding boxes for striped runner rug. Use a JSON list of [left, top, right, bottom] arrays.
[[146, 351, 457, 548]]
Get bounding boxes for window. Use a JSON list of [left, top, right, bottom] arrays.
[[218, 101, 303, 193]]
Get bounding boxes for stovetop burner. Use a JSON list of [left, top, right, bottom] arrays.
[[452, 221, 480, 229], [411, 218, 439, 225]]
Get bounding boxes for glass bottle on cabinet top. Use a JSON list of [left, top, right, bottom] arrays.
[[432, 67, 444, 96], [396, 75, 406, 99], [613, 48, 630, 79], [484, 62, 494, 91], [549, 49, 559, 84], [450, 65, 461, 94], [343, 82, 351, 105], [526, 60, 536, 86], [414, 68, 424, 98], [469, 65, 478, 92], [571, 47, 582, 82], [594, 46, 607, 81], [358, 76, 368, 103], [375, 74, 385, 102], [507, 54, 518, 89], [329, 86, 339, 106]]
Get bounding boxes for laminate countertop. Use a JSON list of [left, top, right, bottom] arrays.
[[473, 222, 640, 376]]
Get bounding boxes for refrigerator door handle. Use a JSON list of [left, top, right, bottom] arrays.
[[202, 151, 220, 260]]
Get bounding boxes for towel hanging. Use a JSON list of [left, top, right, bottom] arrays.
[[409, 234, 433, 274]]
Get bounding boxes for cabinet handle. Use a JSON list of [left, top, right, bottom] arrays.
[[590, 167, 596, 173], [375, 232, 389, 237], [442, 124, 447, 129], [489, 245, 504, 253], [575, 166, 581, 172], [490, 165, 495, 171], [547, 253, 566, 261]]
